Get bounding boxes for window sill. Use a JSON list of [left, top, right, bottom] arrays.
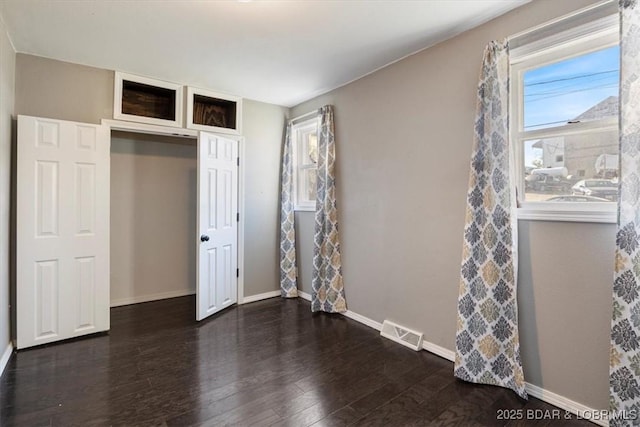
[[294, 205, 315, 212], [517, 202, 616, 224]]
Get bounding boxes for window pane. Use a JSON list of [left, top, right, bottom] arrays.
[[300, 131, 318, 167], [306, 168, 317, 202], [303, 133, 318, 166], [523, 128, 618, 202], [297, 167, 317, 205], [292, 117, 318, 210], [523, 45, 619, 131]]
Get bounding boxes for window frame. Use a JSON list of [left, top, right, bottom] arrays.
[[291, 116, 319, 211], [510, 14, 619, 223]]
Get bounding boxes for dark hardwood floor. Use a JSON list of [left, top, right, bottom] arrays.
[[0, 296, 593, 426]]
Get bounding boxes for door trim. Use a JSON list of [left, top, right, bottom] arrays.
[[102, 120, 245, 307], [237, 138, 245, 304]]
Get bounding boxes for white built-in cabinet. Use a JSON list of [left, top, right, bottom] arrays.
[[113, 72, 242, 135], [114, 72, 184, 128], [186, 86, 242, 135]]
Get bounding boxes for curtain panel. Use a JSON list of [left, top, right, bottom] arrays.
[[279, 123, 299, 298], [610, 1, 640, 423], [311, 105, 347, 313], [454, 41, 527, 399]]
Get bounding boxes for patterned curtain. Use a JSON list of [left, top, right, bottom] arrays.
[[610, 1, 640, 423], [454, 41, 527, 399], [311, 105, 347, 313], [280, 123, 298, 298]]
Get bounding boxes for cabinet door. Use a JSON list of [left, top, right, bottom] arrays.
[[17, 115, 110, 349]]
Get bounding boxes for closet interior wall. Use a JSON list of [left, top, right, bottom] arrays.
[[110, 130, 197, 307]]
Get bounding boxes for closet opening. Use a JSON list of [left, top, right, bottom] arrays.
[[109, 130, 197, 308], [15, 116, 244, 349]]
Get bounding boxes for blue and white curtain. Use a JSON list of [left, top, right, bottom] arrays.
[[311, 105, 347, 313], [279, 123, 299, 298], [610, 1, 640, 423], [454, 40, 527, 399]]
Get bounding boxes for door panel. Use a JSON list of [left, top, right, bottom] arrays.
[[223, 244, 232, 299], [207, 170, 217, 230], [74, 163, 96, 235], [197, 132, 238, 321], [35, 260, 59, 340], [17, 115, 110, 349], [36, 161, 59, 236], [74, 256, 96, 332]]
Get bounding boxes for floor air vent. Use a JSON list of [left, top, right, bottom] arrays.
[[380, 320, 423, 351]]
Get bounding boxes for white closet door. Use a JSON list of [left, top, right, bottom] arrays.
[[196, 131, 238, 321], [17, 115, 110, 349]]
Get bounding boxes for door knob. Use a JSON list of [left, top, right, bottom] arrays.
[[200, 235, 210, 242]]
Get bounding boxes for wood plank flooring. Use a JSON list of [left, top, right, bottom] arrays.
[[0, 296, 594, 426]]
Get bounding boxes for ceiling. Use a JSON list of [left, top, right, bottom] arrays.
[[0, 0, 529, 107]]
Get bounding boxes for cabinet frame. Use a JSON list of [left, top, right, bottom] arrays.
[[186, 86, 242, 135], [114, 72, 184, 127]]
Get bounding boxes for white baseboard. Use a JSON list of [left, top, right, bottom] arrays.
[[241, 290, 280, 304], [298, 290, 311, 301], [343, 309, 382, 331], [525, 382, 608, 427], [298, 295, 604, 427], [110, 289, 195, 307], [299, 291, 383, 330], [422, 340, 455, 361], [0, 342, 13, 377]]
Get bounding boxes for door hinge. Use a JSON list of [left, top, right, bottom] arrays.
[[236, 268, 239, 278], [236, 212, 240, 222], [237, 157, 240, 166]]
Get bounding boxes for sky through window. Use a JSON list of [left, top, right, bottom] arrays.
[[523, 45, 620, 167]]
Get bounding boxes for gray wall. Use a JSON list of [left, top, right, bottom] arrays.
[[290, 0, 611, 409], [15, 55, 113, 125], [110, 132, 197, 305], [0, 16, 15, 364], [242, 101, 288, 296], [14, 54, 287, 300]]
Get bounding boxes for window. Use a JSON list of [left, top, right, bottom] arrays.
[[291, 116, 319, 211], [511, 11, 619, 222]]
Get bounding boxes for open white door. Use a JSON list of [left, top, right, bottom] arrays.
[[196, 131, 239, 321], [16, 115, 110, 349]]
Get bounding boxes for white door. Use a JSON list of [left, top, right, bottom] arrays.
[[196, 131, 239, 321], [17, 115, 110, 349]]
